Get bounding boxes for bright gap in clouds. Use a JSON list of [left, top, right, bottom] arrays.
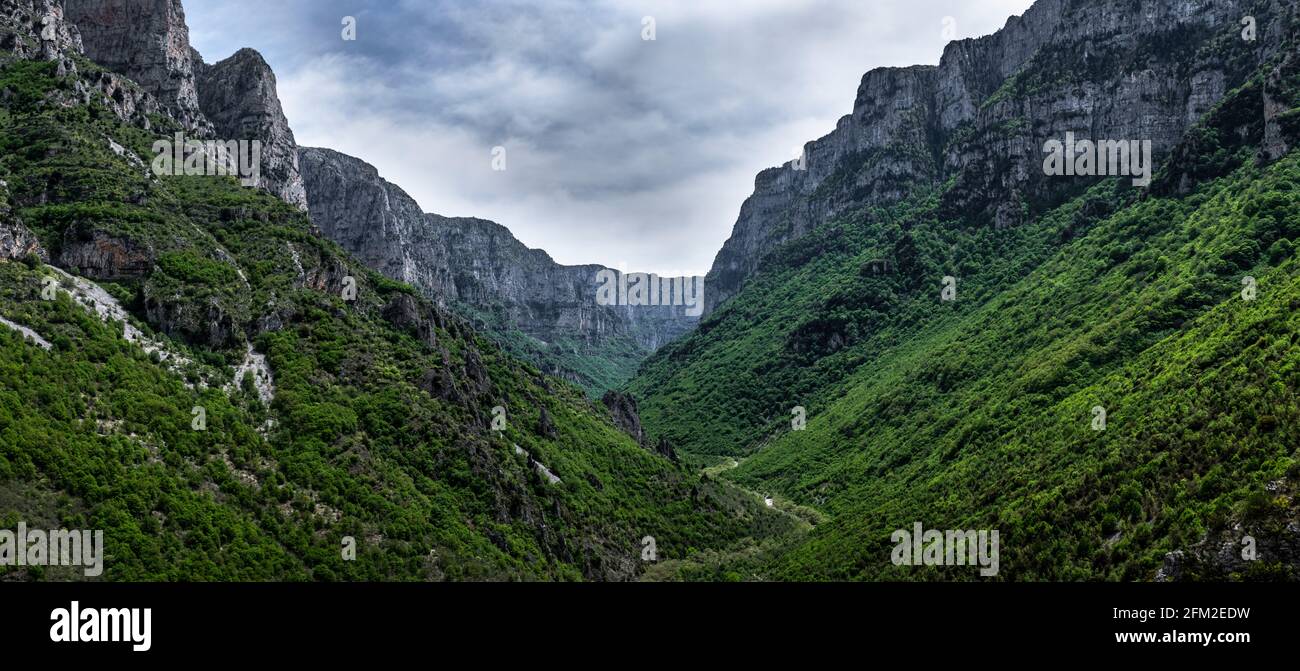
[[187, 0, 1036, 275]]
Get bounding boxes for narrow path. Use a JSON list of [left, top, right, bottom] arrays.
[[703, 457, 813, 529]]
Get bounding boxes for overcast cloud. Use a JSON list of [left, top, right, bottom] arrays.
[[186, 0, 1035, 275]]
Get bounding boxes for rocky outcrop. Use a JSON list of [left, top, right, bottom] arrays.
[[703, 0, 1300, 314], [537, 406, 558, 440], [0, 221, 44, 260], [5, 0, 167, 132], [1157, 479, 1300, 581], [653, 436, 677, 463], [600, 389, 678, 461], [382, 292, 441, 349], [0, 178, 45, 261], [0, 0, 184, 133], [602, 390, 645, 446], [298, 146, 699, 386], [57, 229, 152, 279], [193, 47, 308, 210], [0, 0, 83, 60], [141, 280, 240, 347], [63, 0, 211, 132]]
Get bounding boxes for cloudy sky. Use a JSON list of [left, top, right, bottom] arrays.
[[186, 0, 1034, 275]]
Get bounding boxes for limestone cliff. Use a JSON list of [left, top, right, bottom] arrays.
[[193, 47, 308, 210], [704, 0, 1298, 314], [62, 0, 210, 132], [63, 1, 306, 209]]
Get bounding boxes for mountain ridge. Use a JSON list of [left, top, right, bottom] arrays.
[[55, 0, 700, 395], [298, 145, 700, 395]]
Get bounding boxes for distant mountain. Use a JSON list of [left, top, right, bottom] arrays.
[[299, 147, 698, 395]]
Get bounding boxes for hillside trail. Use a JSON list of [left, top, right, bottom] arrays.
[[704, 457, 816, 529]]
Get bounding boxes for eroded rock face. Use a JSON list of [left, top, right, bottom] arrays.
[[298, 147, 699, 370], [1157, 479, 1300, 581], [73, 68, 161, 128], [600, 390, 676, 460], [1262, 40, 1300, 162], [703, 0, 1297, 314], [63, 0, 211, 132], [193, 47, 308, 210], [57, 229, 152, 279], [0, 222, 44, 260], [0, 0, 83, 59], [601, 390, 645, 446], [0, 0, 165, 133]]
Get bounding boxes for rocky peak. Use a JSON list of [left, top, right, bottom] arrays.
[[704, 64, 940, 313], [194, 47, 308, 210], [62, 0, 307, 209], [63, 0, 211, 132]]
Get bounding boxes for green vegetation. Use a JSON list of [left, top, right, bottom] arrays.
[[630, 49, 1300, 580], [0, 55, 783, 581]]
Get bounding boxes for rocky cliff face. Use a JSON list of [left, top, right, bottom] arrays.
[[0, 221, 43, 261], [296, 147, 455, 295], [704, 0, 1298, 314], [299, 147, 698, 391], [0, 0, 82, 60], [705, 64, 940, 312], [61, 0, 306, 209], [62, 0, 210, 132], [3, 0, 195, 133], [193, 47, 308, 210]]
